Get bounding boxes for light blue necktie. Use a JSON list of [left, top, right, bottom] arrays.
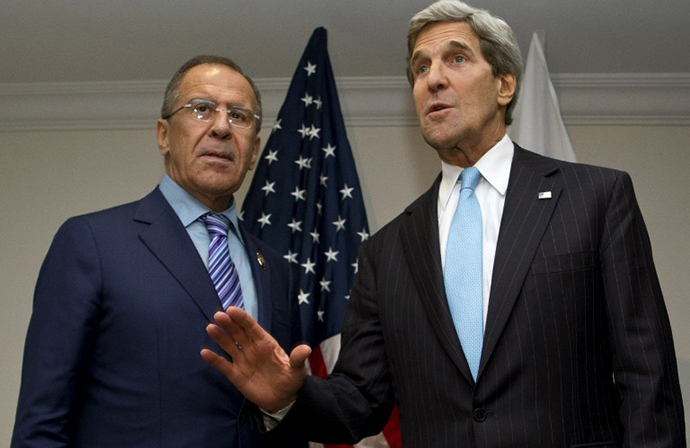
[[444, 167, 483, 380], [202, 213, 244, 310]]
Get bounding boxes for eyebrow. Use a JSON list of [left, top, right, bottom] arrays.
[[411, 39, 475, 67], [447, 40, 473, 55]]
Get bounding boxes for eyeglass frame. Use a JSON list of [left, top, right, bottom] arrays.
[[163, 98, 261, 130]]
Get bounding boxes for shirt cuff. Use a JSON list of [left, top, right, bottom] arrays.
[[261, 401, 296, 431]]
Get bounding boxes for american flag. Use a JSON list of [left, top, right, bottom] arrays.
[[242, 28, 401, 448]]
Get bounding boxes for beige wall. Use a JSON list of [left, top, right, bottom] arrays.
[[2, 124, 688, 443]]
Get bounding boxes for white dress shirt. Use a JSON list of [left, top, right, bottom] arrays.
[[437, 134, 514, 327]]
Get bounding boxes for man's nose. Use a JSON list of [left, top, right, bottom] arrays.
[[426, 63, 448, 91], [210, 109, 232, 138]]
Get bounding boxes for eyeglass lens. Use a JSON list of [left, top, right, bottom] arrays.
[[187, 100, 255, 128]]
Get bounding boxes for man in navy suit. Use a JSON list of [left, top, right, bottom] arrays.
[[12, 55, 306, 448], [201, 2, 686, 447]]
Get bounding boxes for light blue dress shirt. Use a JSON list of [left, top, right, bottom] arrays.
[[158, 174, 258, 319]]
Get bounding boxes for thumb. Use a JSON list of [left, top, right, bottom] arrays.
[[288, 344, 312, 370]]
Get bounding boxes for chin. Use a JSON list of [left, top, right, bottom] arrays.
[[422, 131, 460, 151]]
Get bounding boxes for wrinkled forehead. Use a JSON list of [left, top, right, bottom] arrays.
[[177, 64, 256, 107], [411, 22, 481, 61]]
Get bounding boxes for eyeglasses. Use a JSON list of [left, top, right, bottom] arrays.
[[164, 99, 260, 130]]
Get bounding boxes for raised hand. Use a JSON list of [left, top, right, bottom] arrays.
[[201, 307, 312, 413]]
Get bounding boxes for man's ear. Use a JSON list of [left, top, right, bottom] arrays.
[[156, 118, 171, 157], [248, 136, 261, 170], [496, 73, 516, 107]]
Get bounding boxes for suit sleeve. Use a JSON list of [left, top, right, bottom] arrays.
[[12, 217, 102, 447], [601, 172, 686, 446], [278, 238, 395, 444]]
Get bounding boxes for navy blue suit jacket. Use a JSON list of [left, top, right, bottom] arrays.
[[12, 188, 306, 448]]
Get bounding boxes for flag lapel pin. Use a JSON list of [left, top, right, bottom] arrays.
[[538, 191, 552, 200], [256, 252, 266, 270]]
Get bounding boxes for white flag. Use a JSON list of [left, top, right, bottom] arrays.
[[509, 31, 577, 162]]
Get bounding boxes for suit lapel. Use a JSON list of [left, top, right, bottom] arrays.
[[134, 188, 222, 322], [400, 176, 475, 383], [239, 228, 273, 332], [479, 146, 561, 376]]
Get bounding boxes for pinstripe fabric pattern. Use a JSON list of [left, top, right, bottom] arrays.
[[287, 145, 685, 448]]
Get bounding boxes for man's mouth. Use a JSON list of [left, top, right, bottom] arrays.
[[201, 150, 233, 162], [428, 102, 451, 115]]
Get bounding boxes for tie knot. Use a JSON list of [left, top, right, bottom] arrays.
[[460, 167, 482, 191], [202, 213, 230, 238]]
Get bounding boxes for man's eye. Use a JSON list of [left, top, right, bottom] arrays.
[[417, 65, 429, 75], [195, 105, 209, 113], [454, 55, 466, 63], [230, 111, 248, 122]]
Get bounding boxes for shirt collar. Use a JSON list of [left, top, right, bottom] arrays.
[[159, 174, 245, 243], [438, 134, 514, 211]]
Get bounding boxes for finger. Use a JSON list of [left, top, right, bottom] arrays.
[[206, 322, 242, 358], [224, 307, 269, 344], [200, 348, 237, 380], [212, 311, 249, 348], [289, 344, 313, 370]]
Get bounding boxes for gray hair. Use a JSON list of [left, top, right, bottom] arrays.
[[161, 55, 263, 132], [406, 1, 523, 125]]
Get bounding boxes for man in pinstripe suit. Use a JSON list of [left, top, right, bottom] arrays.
[[202, 1, 686, 446]]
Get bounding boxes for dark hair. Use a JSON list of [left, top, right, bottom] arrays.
[[161, 55, 263, 131]]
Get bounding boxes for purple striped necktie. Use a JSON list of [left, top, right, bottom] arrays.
[[201, 213, 244, 310]]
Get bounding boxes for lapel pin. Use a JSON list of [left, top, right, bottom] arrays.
[[256, 252, 266, 270], [538, 191, 552, 200]]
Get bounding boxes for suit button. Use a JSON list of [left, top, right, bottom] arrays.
[[473, 408, 487, 422]]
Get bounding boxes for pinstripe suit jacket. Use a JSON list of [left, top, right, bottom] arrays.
[[285, 145, 685, 447]]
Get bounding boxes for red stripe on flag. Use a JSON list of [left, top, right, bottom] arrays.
[[382, 404, 402, 448], [309, 345, 329, 379]]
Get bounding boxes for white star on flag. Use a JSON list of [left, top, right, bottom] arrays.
[[272, 119, 282, 133], [310, 229, 321, 244], [317, 310, 325, 322], [264, 149, 279, 164], [261, 181, 276, 196], [284, 250, 299, 264], [308, 125, 321, 140], [357, 228, 370, 242], [340, 184, 354, 200], [304, 61, 317, 76], [324, 247, 339, 262], [301, 258, 316, 275], [287, 218, 303, 233], [301, 93, 313, 107], [257, 213, 271, 228], [291, 186, 307, 201], [298, 289, 310, 305], [322, 144, 336, 158], [295, 155, 312, 170], [298, 124, 310, 138], [332, 216, 346, 232], [319, 279, 331, 292]]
